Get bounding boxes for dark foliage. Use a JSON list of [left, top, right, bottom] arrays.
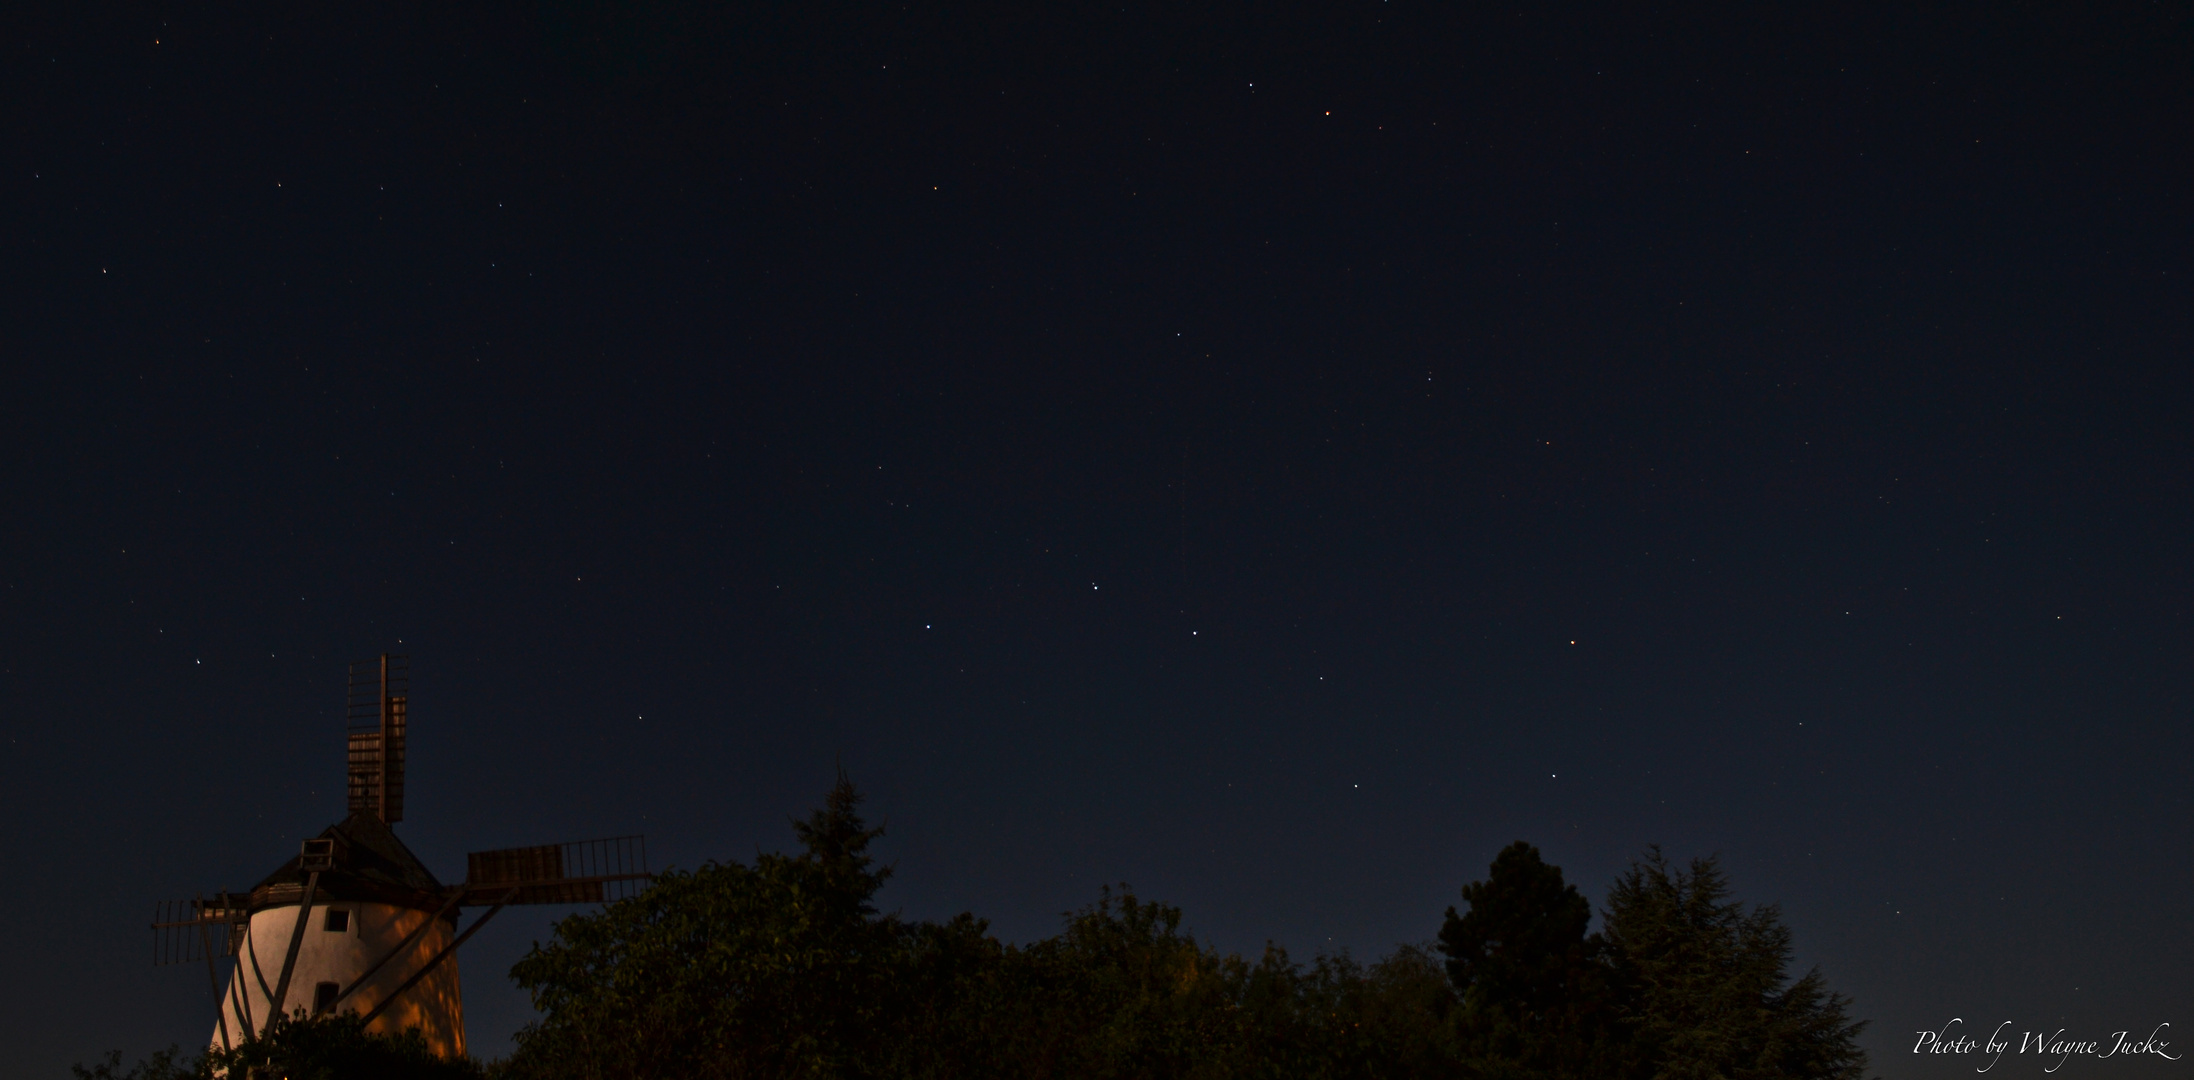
[[1601, 849, 1869, 1080], [1432, 842, 1870, 1080], [501, 774, 903, 1079], [498, 783, 1867, 1079], [71, 1047, 194, 1080], [77, 1014, 486, 1080], [500, 780, 1469, 1080], [207, 1013, 489, 1080], [101, 787, 1867, 1080], [1438, 842, 1627, 1079]]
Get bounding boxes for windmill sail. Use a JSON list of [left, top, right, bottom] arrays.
[[150, 895, 247, 966], [466, 836, 650, 905], [346, 655, 408, 823]]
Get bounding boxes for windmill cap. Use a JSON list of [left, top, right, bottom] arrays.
[[243, 811, 450, 916]]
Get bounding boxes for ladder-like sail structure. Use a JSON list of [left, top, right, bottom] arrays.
[[346, 654, 407, 823], [466, 836, 652, 905]]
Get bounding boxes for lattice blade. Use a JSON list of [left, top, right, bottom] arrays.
[[151, 896, 246, 967], [345, 655, 408, 822], [465, 835, 650, 905]]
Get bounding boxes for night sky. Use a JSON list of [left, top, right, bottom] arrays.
[[9, 1, 2192, 1075]]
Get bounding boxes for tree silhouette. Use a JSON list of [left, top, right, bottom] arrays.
[[1602, 848, 1868, 1080], [1439, 841, 1625, 1079]]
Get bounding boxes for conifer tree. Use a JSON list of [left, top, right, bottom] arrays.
[[1600, 849, 1868, 1080], [1438, 841, 1624, 1079]]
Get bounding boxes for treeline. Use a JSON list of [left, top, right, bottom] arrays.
[[86, 778, 1868, 1080]]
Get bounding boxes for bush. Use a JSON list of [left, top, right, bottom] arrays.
[[78, 1014, 486, 1080]]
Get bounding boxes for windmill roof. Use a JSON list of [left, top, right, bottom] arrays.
[[245, 812, 450, 914]]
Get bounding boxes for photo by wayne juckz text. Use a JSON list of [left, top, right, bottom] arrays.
[[1915, 1020, 2179, 1071]]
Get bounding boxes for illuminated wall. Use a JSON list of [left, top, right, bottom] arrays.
[[211, 900, 465, 1059]]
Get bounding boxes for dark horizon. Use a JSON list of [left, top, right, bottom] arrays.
[[9, 1, 2190, 1074]]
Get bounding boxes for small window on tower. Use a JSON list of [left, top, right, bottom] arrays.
[[323, 909, 350, 933], [313, 982, 340, 1016]]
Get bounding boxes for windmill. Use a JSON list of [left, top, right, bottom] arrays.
[[152, 655, 651, 1058]]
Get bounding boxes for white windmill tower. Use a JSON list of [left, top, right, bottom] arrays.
[[154, 655, 651, 1058]]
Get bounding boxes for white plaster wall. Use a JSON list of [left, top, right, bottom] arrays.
[[212, 900, 466, 1059]]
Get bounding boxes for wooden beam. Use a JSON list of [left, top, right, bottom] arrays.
[[197, 895, 232, 1055], [266, 871, 320, 1024], [244, 911, 275, 1005], [331, 890, 464, 1011], [378, 654, 390, 822], [358, 898, 508, 1026], [229, 965, 255, 1043], [231, 899, 260, 1042]]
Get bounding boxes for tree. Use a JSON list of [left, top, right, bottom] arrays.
[[942, 887, 1458, 1080], [1600, 849, 1868, 1080], [71, 1047, 194, 1080], [987, 886, 1235, 1079], [872, 911, 1018, 1079], [1438, 841, 1624, 1079], [1223, 943, 1459, 1080], [502, 773, 907, 1080]]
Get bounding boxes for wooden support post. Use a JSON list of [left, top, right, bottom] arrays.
[[197, 895, 233, 1055], [231, 907, 259, 1042], [266, 871, 320, 1024], [229, 961, 255, 1043], [245, 912, 275, 1003], [378, 654, 391, 822]]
